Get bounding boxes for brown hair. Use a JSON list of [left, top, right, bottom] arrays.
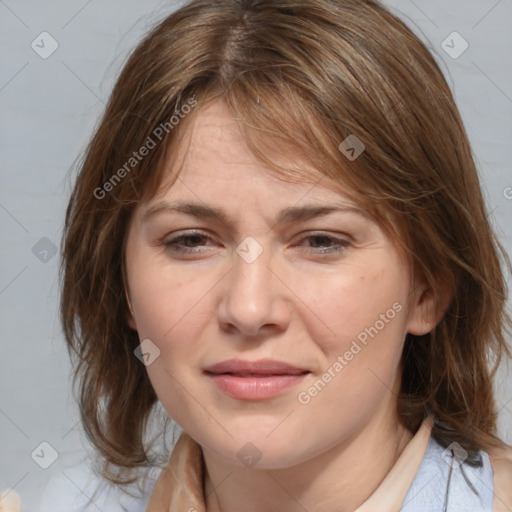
[[60, 0, 512, 488]]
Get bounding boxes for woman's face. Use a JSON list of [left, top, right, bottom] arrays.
[[125, 99, 434, 469]]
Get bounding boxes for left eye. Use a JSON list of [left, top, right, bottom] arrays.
[[297, 233, 350, 254]]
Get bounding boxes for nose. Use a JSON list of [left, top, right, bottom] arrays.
[[216, 243, 291, 337]]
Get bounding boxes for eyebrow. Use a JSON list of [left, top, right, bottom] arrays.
[[142, 201, 372, 227]]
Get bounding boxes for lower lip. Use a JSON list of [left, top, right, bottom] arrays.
[[206, 372, 309, 400]]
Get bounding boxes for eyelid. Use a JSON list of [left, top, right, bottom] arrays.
[[297, 230, 352, 242], [161, 231, 216, 255], [162, 229, 350, 244], [162, 229, 216, 246], [161, 229, 352, 256], [293, 232, 351, 253]]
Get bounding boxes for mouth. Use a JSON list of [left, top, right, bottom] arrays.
[[205, 370, 310, 377], [204, 359, 311, 400], [204, 358, 310, 375]]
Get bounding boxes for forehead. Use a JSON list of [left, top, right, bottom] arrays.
[[147, 98, 361, 207]]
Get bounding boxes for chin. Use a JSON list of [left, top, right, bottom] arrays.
[[199, 422, 318, 470]]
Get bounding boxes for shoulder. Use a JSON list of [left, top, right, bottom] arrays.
[[403, 435, 495, 511], [37, 464, 160, 512], [489, 443, 512, 512], [0, 489, 21, 512]]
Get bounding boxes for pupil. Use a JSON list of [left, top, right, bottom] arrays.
[[187, 235, 202, 246], [313, 236, 330, 246]]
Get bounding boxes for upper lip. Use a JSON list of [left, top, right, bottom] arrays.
[[204, 358, 310, 375]]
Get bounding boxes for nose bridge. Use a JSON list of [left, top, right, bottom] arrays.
[[218, 238, 289, 335], [231, 238, 273, 309]]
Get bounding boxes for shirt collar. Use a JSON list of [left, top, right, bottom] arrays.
[[146, 416, 434, 512]]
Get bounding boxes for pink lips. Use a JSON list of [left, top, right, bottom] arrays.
[[204, 358, 310, 400]]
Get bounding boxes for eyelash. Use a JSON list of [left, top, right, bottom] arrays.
[[162, 231, 350, 256]]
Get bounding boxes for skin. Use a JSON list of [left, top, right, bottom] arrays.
[[125, 99, 443, 512]]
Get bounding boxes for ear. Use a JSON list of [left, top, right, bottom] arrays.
[[406, 278, 452, 336], [122, 261, 138, 331], [123, 280, 138, 331], [127, 307, 137, 331]]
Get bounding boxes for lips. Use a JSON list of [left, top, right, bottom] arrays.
[[204, 358, 310, 376], [204, 359, 311, 400]]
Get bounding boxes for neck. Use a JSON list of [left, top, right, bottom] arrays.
[[203, 409, 415, 512]]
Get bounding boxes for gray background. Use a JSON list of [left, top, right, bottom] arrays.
[[1, 0, 511, 510]]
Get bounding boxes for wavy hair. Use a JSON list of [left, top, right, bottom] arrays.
[[60, 0, 512, 487]]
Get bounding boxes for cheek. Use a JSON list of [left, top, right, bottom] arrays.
[[127, 261, 215, 423], [129, 256, 209, 339], [304, 263, 409, 354], [293, 267, 408, 429]]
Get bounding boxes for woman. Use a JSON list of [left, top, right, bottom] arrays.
[[57, 0, 512, 510]]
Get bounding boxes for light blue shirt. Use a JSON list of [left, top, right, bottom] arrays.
[[401, 436, 494, 511], [38, 433, 495, 511]]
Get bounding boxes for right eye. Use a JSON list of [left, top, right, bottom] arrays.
[[163, 231, 218, 255]]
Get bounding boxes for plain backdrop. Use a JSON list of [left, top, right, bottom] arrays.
[[1, 0, 511, 510]]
